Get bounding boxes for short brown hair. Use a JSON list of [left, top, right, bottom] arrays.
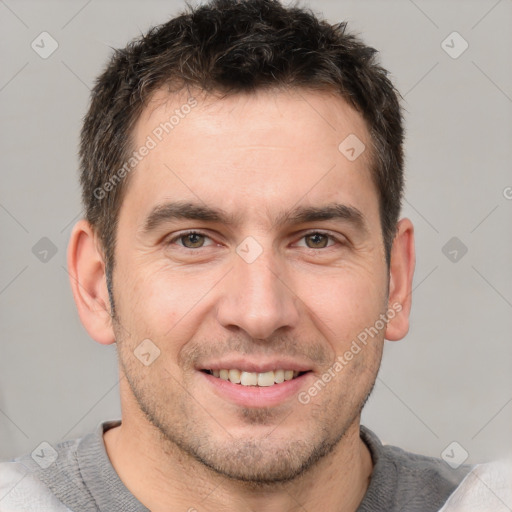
[[79, 0, 404, 299]]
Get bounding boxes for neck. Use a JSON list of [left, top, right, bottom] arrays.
[[104, 412, 373, 512]]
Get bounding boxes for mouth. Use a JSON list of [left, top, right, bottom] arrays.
[[201, 369, 310, 387]]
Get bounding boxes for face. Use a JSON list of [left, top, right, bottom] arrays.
[[111, 88, 391, 483]]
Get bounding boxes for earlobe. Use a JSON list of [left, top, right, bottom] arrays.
[[385, 218, 415, 341], [67, 220, 116, 345]]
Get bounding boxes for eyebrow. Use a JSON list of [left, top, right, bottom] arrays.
[[141, 200, 368, 235]]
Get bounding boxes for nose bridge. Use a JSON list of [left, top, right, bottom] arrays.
[[216, 245, 300, 339]]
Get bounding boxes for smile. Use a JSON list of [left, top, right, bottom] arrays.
[[202, 369, 307, 387]]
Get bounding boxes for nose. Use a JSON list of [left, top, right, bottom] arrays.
[[216, 249, 301, 340]]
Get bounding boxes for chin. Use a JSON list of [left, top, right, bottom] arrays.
[[161, 424, 345, 485]]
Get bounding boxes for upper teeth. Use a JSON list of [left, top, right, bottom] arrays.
[[210, 369, 300, 386]]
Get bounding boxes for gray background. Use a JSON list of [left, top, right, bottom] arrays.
[[1, 0, 511, 466]]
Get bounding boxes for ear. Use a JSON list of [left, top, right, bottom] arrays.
[[67, 219, 115, 345], [385, 218, 415, 341]]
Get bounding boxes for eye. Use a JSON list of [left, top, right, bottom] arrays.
[[297, 232, 337, 249], [171, 231, 213, 249]]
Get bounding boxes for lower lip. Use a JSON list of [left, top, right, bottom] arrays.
[[200, 371, 312, 408]]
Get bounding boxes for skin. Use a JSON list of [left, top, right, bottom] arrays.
[[68, 87, 415, 511]]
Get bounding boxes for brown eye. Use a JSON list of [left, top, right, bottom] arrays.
[[180, 232, 206, 248], [304, 233, 330, 248]]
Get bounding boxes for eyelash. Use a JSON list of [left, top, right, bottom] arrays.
[[167, 230, 343, 250]]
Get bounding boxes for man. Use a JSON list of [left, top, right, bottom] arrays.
[[0, 0, 473, 510]]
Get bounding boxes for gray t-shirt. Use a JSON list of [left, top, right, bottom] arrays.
[[0, 420, 471, 511]]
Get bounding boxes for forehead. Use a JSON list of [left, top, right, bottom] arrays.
[[120, 87, 378, 229]]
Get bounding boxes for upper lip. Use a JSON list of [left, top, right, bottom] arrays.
[[198, 357, 313, 373]]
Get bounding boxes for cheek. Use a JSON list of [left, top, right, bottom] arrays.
[[114, 260, 221, 344], [292, 265, 388, 346]]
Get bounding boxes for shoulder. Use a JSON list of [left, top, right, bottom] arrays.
[[359, 426, 473, 512], [0, 460, 72, 512], [439, 458, 512, 512], [383, 441, 472, 493], [0, 424, 110, 512]]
